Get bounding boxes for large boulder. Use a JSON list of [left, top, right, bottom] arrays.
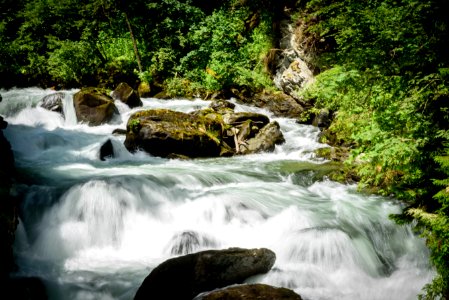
[[111, 82, 142, 108], [124, 109, 226, 158], [134, 248, 276, 300], [124, 107, 285, 158], [38, 92, 65, 115], [194, 284, 303, 300], [73, 87, 118, 126]]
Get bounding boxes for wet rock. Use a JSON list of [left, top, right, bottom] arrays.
[[124, 107, 284, 158], [241, 121, 285, 154], [73, 87, 118, 126], [209, 100, 235, 114], [38, 92, 65, 115], [99, 139, 114, 161], [244, 91, 305, 119], [134, 248, 276, 300], [124, 109, 224, 158], [194, 284, 303, 300], [111, 82, 142, 108], [0, 277, 47, 300], [168, 231, 217, 255], [112, 128, 127, 135]]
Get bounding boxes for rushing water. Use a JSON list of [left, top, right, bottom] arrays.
[[0, 88, 434, 300]]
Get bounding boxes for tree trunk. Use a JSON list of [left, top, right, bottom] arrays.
[[124, 12, 143, 73]]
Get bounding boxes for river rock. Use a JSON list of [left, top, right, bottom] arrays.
[[99, 139, 114, 161], [73, 87, 118, 126], [111, 82, 142, 108], [138, 81, 151, 98], [193, 284, 303, 300], [38, 92, 65, 115], [124, 109, 225, 158], [209, 99, 235, 114], [244, 91, 306, 119], [124, 108, 284, 158], [240, 121, 285, 154], [134, 248, 276, 300]]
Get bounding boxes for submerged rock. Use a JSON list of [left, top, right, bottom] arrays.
[[193, 284, 303, 300], [73, 87, 118, 126], [38, 92, 65, 115], [134, 248, 276, 300], [168, 231, 217, 255], [111, 82, 142, 108]]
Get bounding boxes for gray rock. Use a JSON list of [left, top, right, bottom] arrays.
[[241, 121, 285, 154], [39, 92, 65, 115], [134, 248, 276, 300]]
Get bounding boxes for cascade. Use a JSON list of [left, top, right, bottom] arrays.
[[0, 88, 434, 300]]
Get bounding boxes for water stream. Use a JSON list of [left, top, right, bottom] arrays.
[[0, 88, 434, 300]]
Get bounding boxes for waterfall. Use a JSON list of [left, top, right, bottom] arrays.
[[0, 88, 434, 300]]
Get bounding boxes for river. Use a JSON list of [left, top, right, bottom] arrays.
[[0, 88, 434, 300]]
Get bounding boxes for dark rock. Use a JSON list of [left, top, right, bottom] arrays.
[[0, 118, 17, 278], [243, 91, 306, 119], [124, 107, 284, 158], [73, 87, 118, 126], [111, 82, 142, 108], [194, 284, 303, 300], [0, 116, 7, 130], [168, 231, 217, 255], [312, 108, 331, 129], [99, 139, 114, 161], [124, 109, 225, 158], [112, 128, 127, 135], [0, 277, 47, 300], [38, 92, 65, 115], [241, 121, 285, 154], [134, 248, 276, 300]]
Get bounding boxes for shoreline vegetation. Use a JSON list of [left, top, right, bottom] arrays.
[[1, 0, 448, 298]]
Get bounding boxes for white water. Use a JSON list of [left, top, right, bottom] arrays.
[[0, 88, 434, 300]]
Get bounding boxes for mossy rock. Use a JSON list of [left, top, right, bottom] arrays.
[[194, 284, 302, 300], [73, 87, 118, 126], [124, 109, 225, 158]]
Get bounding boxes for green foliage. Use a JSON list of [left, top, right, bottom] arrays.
[[300, 0, 449, 296]]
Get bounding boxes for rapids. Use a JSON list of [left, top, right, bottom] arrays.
[[0, 88, 434, 300]]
